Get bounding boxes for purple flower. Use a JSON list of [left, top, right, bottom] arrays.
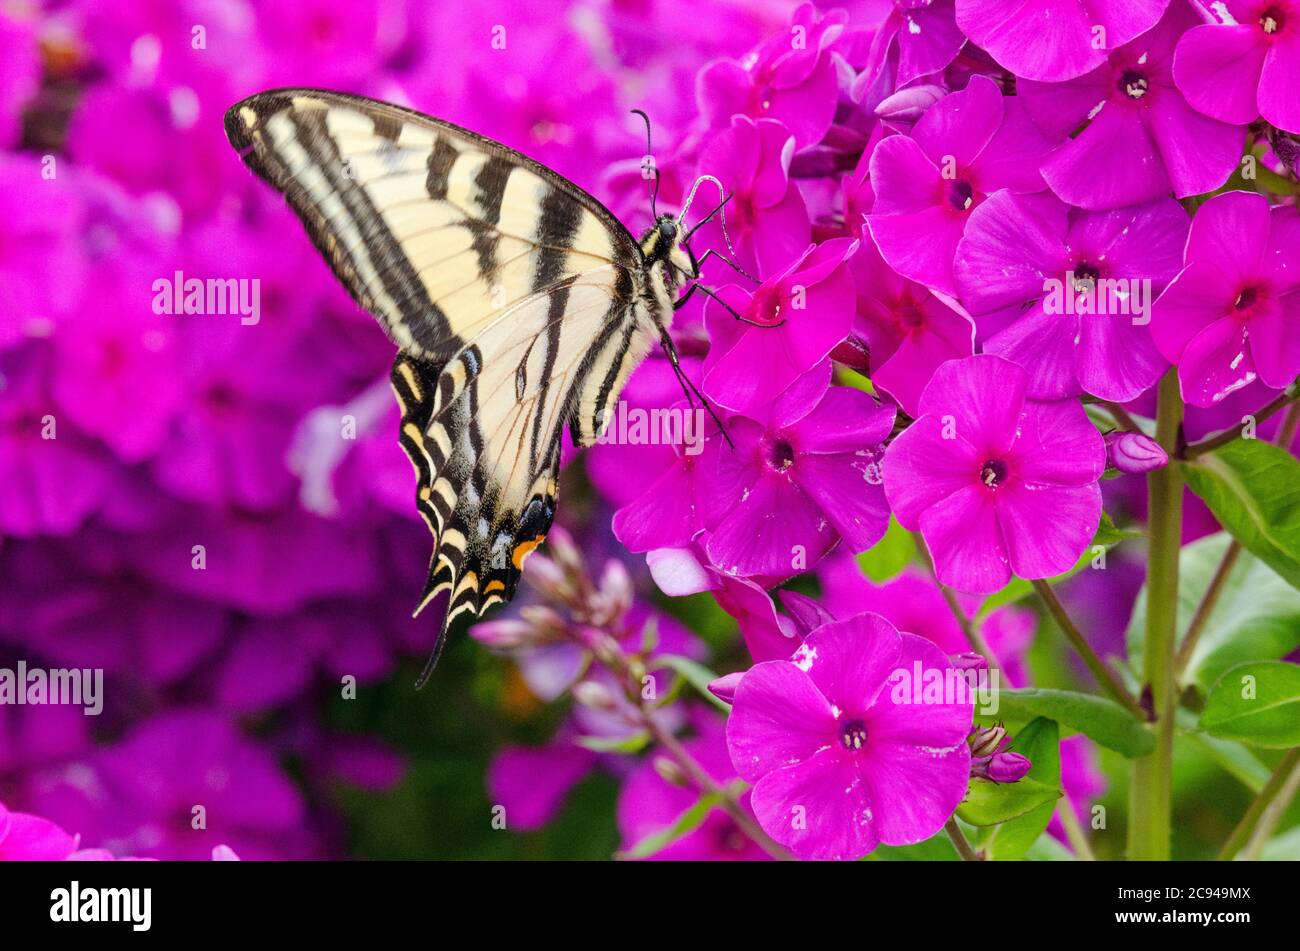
[[726, 612, 972, 860], [0, 348, 114, 538], [702, 237, 859, 415], [868, 75, 1053, 295], [846, 233, 975, 415], [1020, 4, 1246, 211], [487, 742, 597, 832], [0, 11, 39, 148], [818, 558, 1036, 685], [1151, 191, 1300, 406], [695, 114, 811, 277], [696, 2, 846, 150], [862, 1, 965, 89], [0, 800, 79, 860], [1174, 1, 1300, 134], [27, 710, 309, 860], [617, 720, 768, 860], [956, 0, 1170, 82], [883, 355, 1105, 594], [955, 190, 1187, 401], [1105, 431, 1169, 473], [0, 155, 88, 353], [700, 363, 895, 578]]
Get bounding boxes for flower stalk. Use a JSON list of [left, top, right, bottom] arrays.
[[1129, 370, 1183, 860], [1031, 579, 1146, 720]]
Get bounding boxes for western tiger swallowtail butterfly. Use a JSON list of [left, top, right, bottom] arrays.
[[224, 89, 746, 684]]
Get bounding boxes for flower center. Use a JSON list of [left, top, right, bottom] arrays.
[[766, 437, 795, 472], [1072, 263, 1100, 293], [1233, 285, 1259, 311], [840, 719, 869, 751], [1260, 7, 1285, 33], [980, 459, 1009, 488], [945, 179, 974, 212], [897, 303, 925, 329], [1119, 69, 1148, 100]]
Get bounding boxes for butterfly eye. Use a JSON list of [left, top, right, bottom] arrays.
[[658, 218, 677, 242]]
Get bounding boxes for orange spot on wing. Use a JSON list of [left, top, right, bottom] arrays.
[[511, 536, 545, 569]]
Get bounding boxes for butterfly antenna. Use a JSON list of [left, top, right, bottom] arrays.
[[680, 175, 758, 283], [630, 109, 660, 219]]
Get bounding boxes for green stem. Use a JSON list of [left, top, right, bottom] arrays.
[[1031, 579, 1146, 720], [1219, 747, 1300, 861], [1180, 382, 1297, 459], [1129, 370, 1183, 861], [944, 818, 983, 861]]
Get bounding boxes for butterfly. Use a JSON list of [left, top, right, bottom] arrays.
[[224, 89, 746, 684]]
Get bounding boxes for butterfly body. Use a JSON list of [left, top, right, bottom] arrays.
[[225, 89, 698, 680]]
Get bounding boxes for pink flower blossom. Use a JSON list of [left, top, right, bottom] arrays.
[[1174, 0, 1300, 134], [846, 233, 975, 415], [1020, 4, 1245, 211], [725, 612, 972, 860], [868, 75, 1053, 295], [699, 363, 895, 578], [702, 237, 859, 415], [696, 2, 846, 150], [883, 355, 1105, 593], [1150, 191, 1300, 406], [955, 190, 1187, 401], [956, 0, 1170, 82]]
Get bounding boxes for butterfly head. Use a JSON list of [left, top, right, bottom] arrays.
[[640, 213, 698, 289]]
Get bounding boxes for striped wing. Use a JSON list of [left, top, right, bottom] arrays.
[[225, 90, 658, 677]]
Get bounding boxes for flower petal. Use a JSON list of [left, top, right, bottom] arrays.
[[749, 749, 878, 860], [726, 661, 836, 782], [996, 481, 1102, 579], [920, 483, 1011, 594]]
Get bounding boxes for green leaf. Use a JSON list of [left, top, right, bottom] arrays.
[[1200, 661, 1300, 748], [975, 687, 1155, 758], [1182, 439, 1300, 590], [1126, 533, 1300, 687], [621, 791, 721, 859], [985, 718, 1062, 860], [868, 830, 960, 861], [855, 515, 916, 583], [575, 731, 650, 754], [654, 655, 730, 712], [1261, 824, 1300, 860], [977, 513, 1132, 617], [958, 775, 1060, 827], [1182, 733, 1271, 793]]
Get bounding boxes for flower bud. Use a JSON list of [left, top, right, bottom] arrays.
[[777, 589, 835, 638], [987, 751, 1032, 784], [707, 671, 745, 706], [1105, 431, 1168, 474], [950, 652, 988, 672], [968, 724, 1007, 758], [652, 755, 690, 788], [469, 618, 537, 648], [875, 84, 947, 124], [572, 679, 620, 713]]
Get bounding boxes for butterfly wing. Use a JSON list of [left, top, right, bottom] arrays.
[[225, 90, 659, 677]]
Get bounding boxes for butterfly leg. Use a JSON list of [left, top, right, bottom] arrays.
[[655, 325, 734, 449], [696, 248, 759, 284]]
